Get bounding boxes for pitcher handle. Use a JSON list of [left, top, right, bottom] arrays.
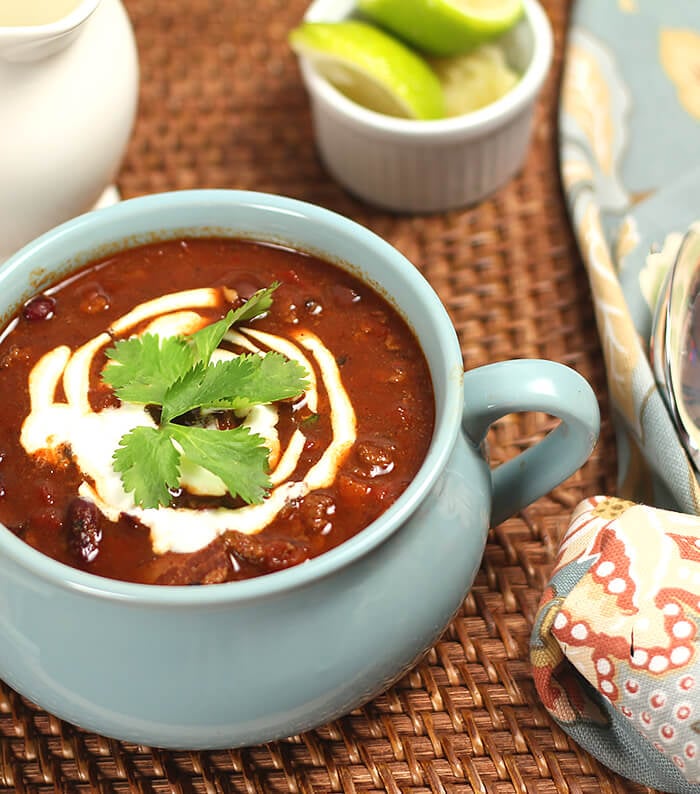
[[461, 359, 600, 527]]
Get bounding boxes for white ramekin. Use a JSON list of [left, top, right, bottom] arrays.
[[295, 0, 553, 213]]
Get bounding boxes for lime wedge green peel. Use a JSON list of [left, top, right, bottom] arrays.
[[358, 0, 524, 57], [289, 20, 446, 120]]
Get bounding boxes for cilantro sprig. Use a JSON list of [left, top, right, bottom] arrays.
[[102, 284, 309, 509]]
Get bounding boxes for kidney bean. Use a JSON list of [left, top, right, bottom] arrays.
[[65, 498, 102, 563], [22, 296, 56, 322]]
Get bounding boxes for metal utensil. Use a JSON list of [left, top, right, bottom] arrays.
[[650, 226, 700, 471]]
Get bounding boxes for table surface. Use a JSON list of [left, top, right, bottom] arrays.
[[1, 0, 654, 791]]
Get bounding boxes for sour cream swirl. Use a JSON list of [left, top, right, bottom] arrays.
[[20, 287, 356, 554]]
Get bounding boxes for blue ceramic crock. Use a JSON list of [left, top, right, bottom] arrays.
[[0, 190, 599, 749]]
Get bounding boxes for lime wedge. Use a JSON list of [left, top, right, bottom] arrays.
[[358, 0, 524, 56], [289, 20, 446, 120], [430, 44, 520, 116]]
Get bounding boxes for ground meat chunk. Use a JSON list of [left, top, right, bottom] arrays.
[[299, 493, 335, 533], [224, 530, 308, 573], [153, 537, 234, 585], [355, 441, 395, 477]]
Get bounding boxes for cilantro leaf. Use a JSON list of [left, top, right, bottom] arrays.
[[112, 425, 181, 509], [227, 282, 279, 325], [188, 310, 235, 366], [210, 352, 310, 410], [186, 284, 278, 365], [160, 352, 309, 423], [103, 333, 194, 405], [102, 282, 308, 509], [168, 424, 271, 504]]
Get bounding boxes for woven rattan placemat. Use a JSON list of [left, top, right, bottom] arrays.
[[0, 0, 654, 791]]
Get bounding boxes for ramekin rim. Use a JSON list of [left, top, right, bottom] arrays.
[[297, 0, 554, 141]]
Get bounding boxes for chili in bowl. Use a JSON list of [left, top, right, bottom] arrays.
[[3, 236, 435, 584], [0, 189, 599, 749]]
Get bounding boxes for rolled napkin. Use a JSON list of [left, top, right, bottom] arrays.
[[531, 496, 700, 792], [534, 0, 700, 788], [559, 0, 700, 512]]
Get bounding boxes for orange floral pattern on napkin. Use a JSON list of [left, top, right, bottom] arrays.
[[532, 497, 700, 786]]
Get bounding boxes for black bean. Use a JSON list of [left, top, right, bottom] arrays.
[[22, 296, 56, 322], [303, 298, 323, 316], [65, 498, 102, 563], [231, 277, 263, 301]]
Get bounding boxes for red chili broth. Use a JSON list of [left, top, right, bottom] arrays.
[[0, 238, 435, 584]]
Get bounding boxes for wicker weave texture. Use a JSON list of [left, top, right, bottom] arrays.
[[0, 0, 653, 791]]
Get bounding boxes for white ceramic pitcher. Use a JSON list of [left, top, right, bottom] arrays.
[[0, 0, 139, 261]]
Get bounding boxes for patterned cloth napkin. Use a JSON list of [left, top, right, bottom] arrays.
[[529, 1, 700, 790]]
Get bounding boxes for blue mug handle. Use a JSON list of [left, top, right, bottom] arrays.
[[461, 359, 601, 527]]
